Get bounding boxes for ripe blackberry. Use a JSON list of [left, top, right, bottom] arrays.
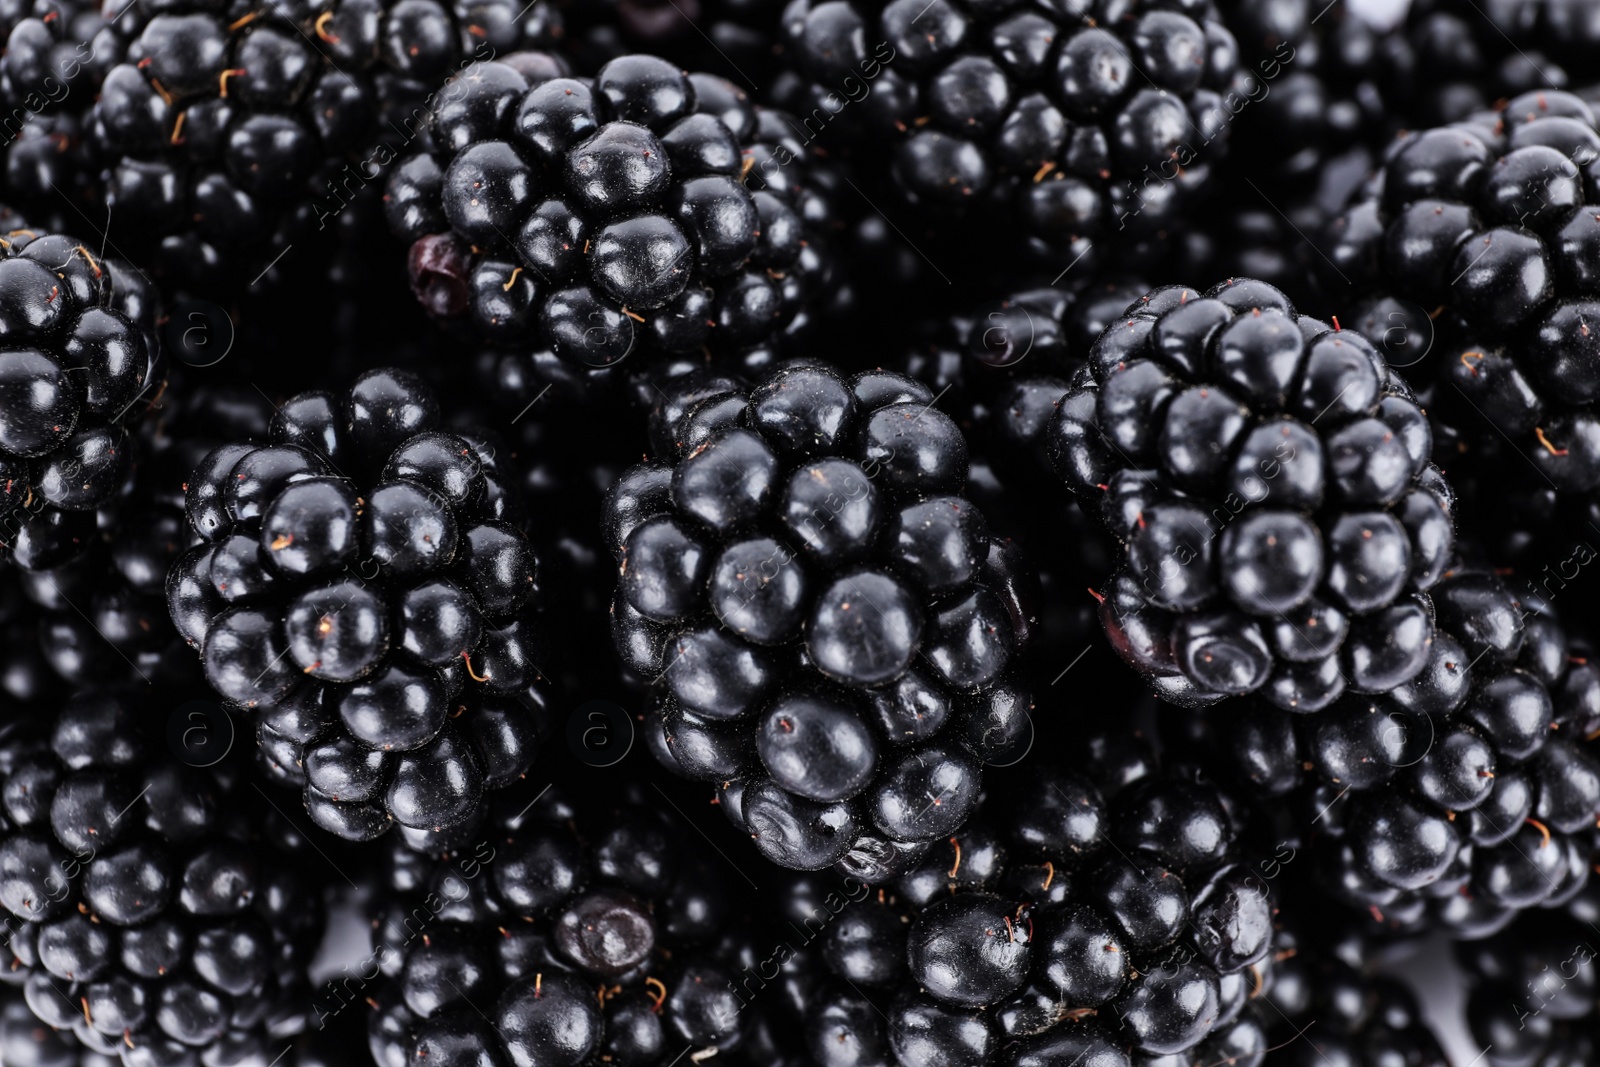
[[1322, 91, 1600, 493], [0, 689, 326, 1065], [603, 360, 1032, 872], [363, 787, 776, 1067], [1255, 919, 1448, 1067], [0, 213, 161, 575], [1048, 278, 1455, 708], [785, 729, 1279, 1064], [386, 54, 841, 369], [773, 0, 1247, 270], [1168, 563, 1600, 938], [74, 0, 563, 289], [167, 367, 550, 845]]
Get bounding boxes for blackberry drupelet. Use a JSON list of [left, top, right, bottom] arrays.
[[604, 360, 1033, 872], [1169, 563, 1600, 937], [788, 729, 1278, 1065], [1049, 278, 1455, 708], [0, 213, 161, 576], [84, 0, 563, 288], [363, 788, 775, 1067], [1319, 89, 1600, 557], [167, 367, 549, 845], [387, 54, 840, 369], [774, 0, 1247, 269], [0, 689, 326, 1066]]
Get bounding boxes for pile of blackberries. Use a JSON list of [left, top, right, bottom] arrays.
[[4, 1, 1599, 1065]]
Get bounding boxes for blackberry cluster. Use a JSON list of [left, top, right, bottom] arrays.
[[387, 54, 839, 368], [1049, 278, 1456, 708], [787, 730, 1277, 1066], [604, 360, 1033, 872], [1171, 565, 1600, 939], [0, 690, 326, 1065], [1321, 89, 1600, 550], [1257, 919, 1449, 1067], [0, 213, 160, 575], [774, 0, 1247, 268], [66, 0, 565, 288], [364, 788, 784, 1067], [167, 367, 549, 845]]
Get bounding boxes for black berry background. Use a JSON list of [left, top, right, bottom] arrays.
[[7, 0, 1600, 1064]]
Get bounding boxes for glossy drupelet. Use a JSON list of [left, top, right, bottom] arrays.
[[166, 367, 549, 845], [603, 360, 1033, 872], [783, 730, 1278, 1066], [386, 53, 840, 369], [1049, 278, 1455, 709], [1169, 565, 1600, 937], [773, 0, 1247, 269], [363, 788, 786, 1067], [0, 213, 160, 575], [0, 690, 326, 1066]]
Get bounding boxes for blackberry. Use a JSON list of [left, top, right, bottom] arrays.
[[1048, 278, 1455, 708], [603, 360, 1033, 872], [385, 54, 841, 369], [1169, 563, 1600, 938], [0, 689, 326, 1065], [1257, 919, 1448, 1067], [363, 787, 778, 1067], [1320, 89, 1600, 558], [71, 0, 563, 290], [773, 0, 1247, 271], [785, 729, 1279, 1064], [0, 212, 161, 575], [167, 367, 550, 845]]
